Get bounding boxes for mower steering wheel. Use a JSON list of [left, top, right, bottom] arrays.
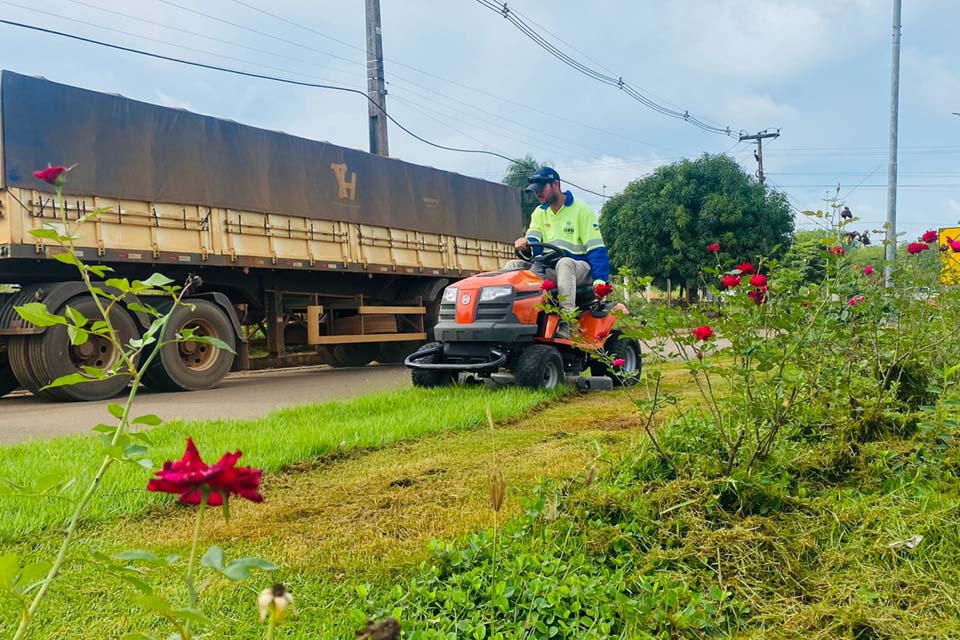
[[515, 241, 566, 268]]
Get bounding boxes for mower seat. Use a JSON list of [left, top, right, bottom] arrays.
[[575, 285, 597, 308]]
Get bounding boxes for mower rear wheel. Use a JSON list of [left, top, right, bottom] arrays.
[[515, 344, 564, 390], [591, 334, 641, 386], [410, 342, 456, 388]]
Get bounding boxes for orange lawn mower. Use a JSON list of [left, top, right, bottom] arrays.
[[405, 241, 641, 390]]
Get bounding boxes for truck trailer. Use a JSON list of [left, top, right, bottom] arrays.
[[0, 71, 520, 401]]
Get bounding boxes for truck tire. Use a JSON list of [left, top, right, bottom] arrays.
[[143, 299, 236, 392], [410, 342, 456, 388], [14, 296, 138, 401], [514, 344, 565, 390], [590, 335, 641, 387], [0, 352, 20, 397], [328, 344, 377, 368]]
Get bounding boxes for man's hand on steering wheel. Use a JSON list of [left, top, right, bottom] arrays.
[[515, 240, 565, 268]]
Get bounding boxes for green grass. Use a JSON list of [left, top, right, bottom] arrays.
[[0, 386, 559, 544]]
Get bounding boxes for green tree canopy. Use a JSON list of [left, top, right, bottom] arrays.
[[599, 154, 794, 295], [502, 156, 542, 230]]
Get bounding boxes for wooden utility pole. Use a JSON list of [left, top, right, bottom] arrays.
[[365, 0, 390, 156], [739, 130, 780, 184]]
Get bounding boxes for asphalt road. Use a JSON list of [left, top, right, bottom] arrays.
[[0, 365, 411, 445]]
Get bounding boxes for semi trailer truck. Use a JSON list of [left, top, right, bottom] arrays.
[[0, 71, 520, 401]]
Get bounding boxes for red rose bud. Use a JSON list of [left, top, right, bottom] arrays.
[[747, 288, 767, 305], [147, 437, 263, 505], [734, 262, 756, 275], [706, 242, 720, 253], [922, 230, 938, 243], [594, 282, 614, 299], [540, 279, 557, 291], [692, 325, 713, 341], [750, 274, 767, 288], [722, 274, 741, 288], [828, 245, 845, 256], [863, 265, 874, 275], [907, 242, 930, 255], [595, 330, 609, 341], [33, 166, 68, 185], [849, 295, 865, 306], [612, 358, 626, 367]]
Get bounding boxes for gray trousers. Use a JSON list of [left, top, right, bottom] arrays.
[[504, 257, 592, 312]]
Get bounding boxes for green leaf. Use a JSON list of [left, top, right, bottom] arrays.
[[134, 594, 173, 615], [141, 273, 175, 288], [63, 305, 87, 327], [78, 206, 112, 225], [182, 334, 235, 354], [132, 414, 162, 427], [52, 252, 83, 268], [0, 553, 19, 588], [14, 303, 66, 327], [222, 557, 279, 581], [113, 550, 163, 564], [17, 562, 51, 592], [105, 278, 131, 293], [171, 608, 214, 627], [127, 302, 160, 317], [66, 325, 89, 347], [28, 227, 63, 241], [781, 364, 803, 384], [107, 403, 125, 419], [200, 546, 225, 571], [41, 372, 95, 390], [87, 264, 114, 277]]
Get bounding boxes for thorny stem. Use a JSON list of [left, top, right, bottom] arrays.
[[186, 490, 210, 615]]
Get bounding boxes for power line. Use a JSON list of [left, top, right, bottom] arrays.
[[475, 0, 743, 138], [0, 18, 611, 199]]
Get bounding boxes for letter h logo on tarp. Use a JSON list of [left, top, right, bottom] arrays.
[[330, 162, 357, 201]]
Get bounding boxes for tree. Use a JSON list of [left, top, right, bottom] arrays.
[[600, 154, 794, 299], [501, 156, 542, 229]]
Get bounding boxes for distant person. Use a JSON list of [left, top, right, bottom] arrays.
[[504, 167, 610, 339]]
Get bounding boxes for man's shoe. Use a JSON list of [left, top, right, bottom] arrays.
[[555, 321, 572, 341]]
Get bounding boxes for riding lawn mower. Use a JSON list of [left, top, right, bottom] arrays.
[[405, 241, 641, 390]]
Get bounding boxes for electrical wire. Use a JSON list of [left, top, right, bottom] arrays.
[[0, 17, 611, 199], [475, 0, 744, 138]]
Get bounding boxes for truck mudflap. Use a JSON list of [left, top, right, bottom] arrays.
[[404, 343, 508, 371]]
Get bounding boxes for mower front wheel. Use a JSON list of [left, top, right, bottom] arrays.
[[515, 344, 564, 390], [410, 342, 457, 388]]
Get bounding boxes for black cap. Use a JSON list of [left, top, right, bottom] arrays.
[[525, 166, 561, 191]]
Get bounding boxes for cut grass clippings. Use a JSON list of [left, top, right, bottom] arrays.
[[0, 386, 561, 544], [0, 391, 640, 639]]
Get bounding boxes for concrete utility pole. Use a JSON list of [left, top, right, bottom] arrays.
[[365, 0, 390, 156], [884, 0, 902, 288], [738, 130, 780, 184]]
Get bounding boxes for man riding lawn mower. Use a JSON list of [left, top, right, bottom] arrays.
[[405, 168, 641, 390]]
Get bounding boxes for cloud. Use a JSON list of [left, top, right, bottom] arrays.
[[903, 49, 960, 113], [721, 94, 797, 128]]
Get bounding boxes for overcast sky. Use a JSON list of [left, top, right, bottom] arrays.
[[1, 0, 958, 241]]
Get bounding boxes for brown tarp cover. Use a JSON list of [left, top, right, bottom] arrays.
[[0, 71, 521, 243]]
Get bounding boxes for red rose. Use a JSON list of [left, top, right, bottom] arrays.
[[750, 274, 767, 288], [921, 230, 938, 243], [734, 262, 756, 275], [828, 245, 845, 256], [706, 242, 720, 253], [612, 358, 626, 367], [147, 437, 263, 505], [33, 166, 68, 185], [848, 295, 865, 306], [863, 265, 874, 275], [540, 279, 557, 291], [907, 242, 930, 255], [747, 287, 767, 305], [595, 330, 609, 341], [722, 274, 741, 288], [594, 282, 614, 299], [692, 325, 713, 341], [950, 239, 960, 253]]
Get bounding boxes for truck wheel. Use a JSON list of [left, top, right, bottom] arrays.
[[328, 344, 377, 368], [514, 344, 565, 390], [410, 342, 456, 388], [15, 296, 138, 401], [590, 335, 641, 387], [0, 352, 20, 397], [143, 300, 236, 392]]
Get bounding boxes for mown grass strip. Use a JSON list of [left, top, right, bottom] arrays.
[[0, 386, 559, 543]]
